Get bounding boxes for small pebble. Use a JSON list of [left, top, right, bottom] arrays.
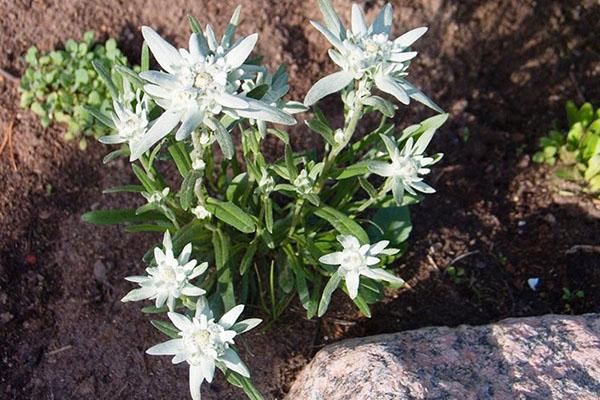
[[543, 214, 556, 225], [528, 278, 540, 291]]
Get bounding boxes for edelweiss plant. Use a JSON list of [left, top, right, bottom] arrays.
[[83, 2, 447, 399]]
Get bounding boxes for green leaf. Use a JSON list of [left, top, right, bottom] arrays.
[[83, 105, 115, 129], [188, 15, 202, 33], [335, 162, 370, 179], [103, 148, 128, 164], [314, 205, 369, 244], [284, 144, 298, 181], [306, 119, 335, 147], [126, 224, 170, 233], [226, 173, 249, 202], [363, 95, 395, 117], [264, 197, 274, 233], [224, 370, 265, 400], [102, 184, 145, 194], [247, 84, 269, 100], [141, 41, 150, 72], [579, 102, 594, 126], [213, 121, 234, 160], [81, 208, 167, 225], [114, 64, 143, 87], [205, 198, 256, 233], [318, 271, 341, 317], [566, 100, 579, 126], [142, 305, 168, 314], [284, 245, 312, 312], [240, 240, 258, 275], [151, 320, 179, 339], [179, 170, 202, 211], [132, 163, 158, 192], [213, 229, 236, 310], [267, 128, 289, 145], [351, 293, 372, 318], [171, 220, 210, 253], [555, 167, 579, 181], [367, 206, 412, 246], [91, 60, 118, 98], [168, 142, 192, 176]]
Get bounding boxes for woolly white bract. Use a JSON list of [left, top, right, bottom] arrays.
[[319, 235, 403, 300], [304, 1, 441, 112], [147, 298, 261, 400], [122, 231, 207, 311]]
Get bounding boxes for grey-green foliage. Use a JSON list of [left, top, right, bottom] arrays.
[[534, 101, 600, 195], [19, 31, 129, 149]]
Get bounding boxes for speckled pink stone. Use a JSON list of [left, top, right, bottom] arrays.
[[287, 314, 600, 400]]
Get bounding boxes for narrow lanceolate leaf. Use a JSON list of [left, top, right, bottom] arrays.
[[335, 162, 370, 180], [240, 239, 258, 276], [141, 41, 150, 72], [81, 208, 167, 225], [168, 141, 192, 176], [284, 144, 298, 181], [171, 220, 210, 253], [304, 71, 354, 106], [102, 185, 145, 194], [91, 60, 118, 99], [351, 294, 372, 318], [205, 198, 256, 233], [399, 81, 444, 113], [212, 120, 234, 159], [222, 5, 242, 47], [362, 96, 395, 118], [314, 205, 370, 244], [212, 229, 230, 272], [188, 15, 202, 33], [83, 105, 115, 129], [142, 305, 168, 314], [151, 320, 180, 339], [125, 224, 170, 233], [306, 119, 335, 147], [224, 370, 265, 400], [318, 271, 341, 317], [103, 148, 129, 164], [132, 163, 158, 192], [317, 0, 345, 39], [114, 64, 144, 87], [284, 245, 310, 311], [264, 197, 274, 233], [178, 170, 202, 210]]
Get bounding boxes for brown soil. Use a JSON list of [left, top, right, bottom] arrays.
[[1, 0, 599, 399]]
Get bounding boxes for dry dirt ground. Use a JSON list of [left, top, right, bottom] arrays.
[[1, 0, 599, 399]]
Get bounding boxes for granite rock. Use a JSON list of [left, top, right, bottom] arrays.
[[287, 314, 600, 400]]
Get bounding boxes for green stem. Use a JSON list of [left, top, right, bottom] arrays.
[[315, 102, 364, 193]]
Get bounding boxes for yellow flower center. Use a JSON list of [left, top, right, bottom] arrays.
[[194, 72, 212, 90]]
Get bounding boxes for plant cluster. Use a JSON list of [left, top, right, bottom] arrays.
[[19, 31, 129, 149], [534, 101, 600, 195], [83, 2, 447, 399]]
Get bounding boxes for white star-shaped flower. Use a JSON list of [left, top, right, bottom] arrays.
[[304, 1, 441, 113], [122, 231, 207, 311], [319, 235, 404, 299], [368, 130, 438, 205], [131, 18, 295, 161], [146, 297, 261, 400], [98, 77, 150, 158]]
